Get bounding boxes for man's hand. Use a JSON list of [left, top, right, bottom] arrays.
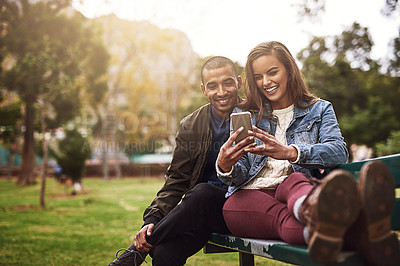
[[134, 223, 154, 252]]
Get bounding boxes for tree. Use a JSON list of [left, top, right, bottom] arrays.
[[375, 130, 400, 156], [295, 0, 400, 156], [296, 0, 400, 76], [0, 0, 108, 186], [51, 129, 92, 194], [296, 0, 399, 21], [298, 23, 400, 150], [0, 90, 22, 179], [381, 0, 399, 16], [297, 24, 373, 118], [94, 15, 199, 175], [294, 0, 326, 22]]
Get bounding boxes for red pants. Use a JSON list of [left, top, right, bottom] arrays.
[[222, 172, 313, 244]]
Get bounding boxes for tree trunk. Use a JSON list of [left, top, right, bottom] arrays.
[[102, 133, 109, 181], [39, 102, 47, 208], [17, 103, 36, 186], [114, 155, 122, 179], [7, 140, 18, 180], [111, 132, 122, 179]]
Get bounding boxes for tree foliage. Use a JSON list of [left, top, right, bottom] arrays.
[[94, 15, 199, 157], [298, 23, 400, 150], [382, 0, 400, 16], [0, 0, 108, 185], [375, 130, 400, 156], [0, 91, 21, 143], [295, 0, 326, 22], [51, 129, 91, 184]]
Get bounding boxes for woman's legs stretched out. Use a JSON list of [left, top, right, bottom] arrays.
[[275, 172, 313, 220], [223, 189, 306, 244]]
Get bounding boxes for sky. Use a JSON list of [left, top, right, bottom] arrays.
[[72, 0, 400, 66]]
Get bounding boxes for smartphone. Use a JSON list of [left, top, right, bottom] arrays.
[[231, 111, 254, 144]]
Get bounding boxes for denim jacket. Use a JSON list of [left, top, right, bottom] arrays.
[[218, 99, 349, 197]]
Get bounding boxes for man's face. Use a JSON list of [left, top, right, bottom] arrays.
[[201, 65, 241, 117]]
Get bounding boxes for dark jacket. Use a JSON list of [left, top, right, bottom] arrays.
[[143, 103, 213, 225]]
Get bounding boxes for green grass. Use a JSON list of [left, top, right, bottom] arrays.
[[0, 177, 287, 265]]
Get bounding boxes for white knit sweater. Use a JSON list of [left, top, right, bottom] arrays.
[[242, 104, 294, 190]]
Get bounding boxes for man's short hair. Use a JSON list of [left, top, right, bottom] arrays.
[[201, 56, 238, 83]]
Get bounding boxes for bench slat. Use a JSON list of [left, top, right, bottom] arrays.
[[338, 153, 400, 186], [206, 234, 367, 266]]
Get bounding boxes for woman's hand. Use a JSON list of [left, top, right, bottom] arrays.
[[246, 126, 298, 161], [216, 126, 256, 173]]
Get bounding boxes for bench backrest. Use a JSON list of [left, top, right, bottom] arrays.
[[338, 154, 400, 230]]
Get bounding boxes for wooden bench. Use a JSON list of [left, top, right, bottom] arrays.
[[204, 154, 400, 265]]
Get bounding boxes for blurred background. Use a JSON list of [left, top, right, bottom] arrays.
[[1, 0, 400, 189]]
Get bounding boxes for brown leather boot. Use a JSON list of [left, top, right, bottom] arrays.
[[301, 169, 360, 264], [351, 161, 400, 265]]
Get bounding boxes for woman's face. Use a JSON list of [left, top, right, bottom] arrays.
[[252, 55, 292, 110]]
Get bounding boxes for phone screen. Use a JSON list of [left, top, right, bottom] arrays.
[[231, 111, 254, 144]]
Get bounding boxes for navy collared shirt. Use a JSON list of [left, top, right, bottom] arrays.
[[202, 106, 229, 189]]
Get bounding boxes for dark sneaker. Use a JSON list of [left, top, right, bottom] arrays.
[[108, 243, 147, 266]]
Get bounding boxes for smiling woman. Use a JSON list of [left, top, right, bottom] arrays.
[[252, 55, 290, 110], [215, 41, 358, 264]]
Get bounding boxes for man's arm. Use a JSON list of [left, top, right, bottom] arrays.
[[136, 105, 209, 253], [135, 122, 195, 252], [142, 120, 195, 225]]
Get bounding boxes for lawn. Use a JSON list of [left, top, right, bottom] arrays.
[[0, 177, 287, 265]]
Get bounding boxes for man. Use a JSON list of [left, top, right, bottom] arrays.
[[108, 56, 242, 266]]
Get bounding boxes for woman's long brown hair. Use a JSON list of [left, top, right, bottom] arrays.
[[239, 41, 317, 124]]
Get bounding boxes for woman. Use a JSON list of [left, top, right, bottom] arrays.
[[216, 41, 399, 265]]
